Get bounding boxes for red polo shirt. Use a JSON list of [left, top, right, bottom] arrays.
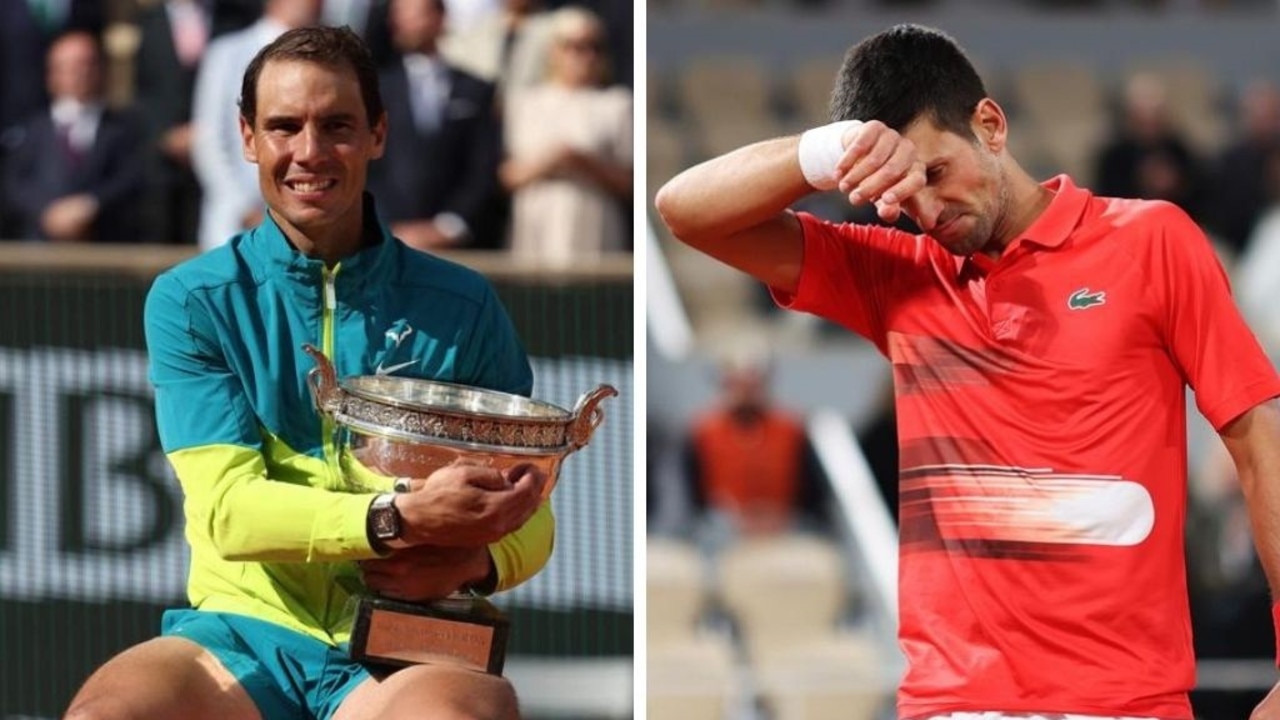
[[774, 175, 1280, 719]]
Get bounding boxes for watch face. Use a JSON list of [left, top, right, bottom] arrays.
[[372, 507, 399, 539]]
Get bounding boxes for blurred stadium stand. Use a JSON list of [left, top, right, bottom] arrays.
[[647, 5, 1280, 718]]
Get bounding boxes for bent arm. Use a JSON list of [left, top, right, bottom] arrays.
[[166, 444, 380, 562], [653, 136, 809, 293], [1220, 398, 1280, 597], [146, 273, 383, 563]]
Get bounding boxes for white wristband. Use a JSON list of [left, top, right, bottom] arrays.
[[797, 120, 863, 191]]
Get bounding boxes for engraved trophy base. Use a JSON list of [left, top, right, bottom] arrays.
[[349, 595, 510, 675]]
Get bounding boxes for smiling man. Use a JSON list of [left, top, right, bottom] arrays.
[[64, 26, 550, 720], [657, 23, 1280, 720]]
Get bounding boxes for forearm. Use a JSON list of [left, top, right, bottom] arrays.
[[577, 155, 632, 200], [498, 157, 543, 191], [654, 135, 811, 247], [1223, 399, 1280, 596], [169, 444, 381, 563]]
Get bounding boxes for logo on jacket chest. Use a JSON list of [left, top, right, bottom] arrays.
[[375, 322, 420, 375]]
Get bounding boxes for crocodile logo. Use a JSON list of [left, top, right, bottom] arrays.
[[1067, 288, 1106, 310]]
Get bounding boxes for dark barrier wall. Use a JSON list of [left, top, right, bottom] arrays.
[[0, 247, 634, 718]]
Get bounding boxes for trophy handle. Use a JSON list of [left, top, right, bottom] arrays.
[[302, 344, 342, 414], [567, 384, 618, 450]]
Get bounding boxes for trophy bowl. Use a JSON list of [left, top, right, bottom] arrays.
[[302, 344, 617, 674], [303, 345, 617, 499]]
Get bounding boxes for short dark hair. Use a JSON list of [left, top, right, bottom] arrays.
[[829, 24, 987, 138], [239, 26, 384, 128]]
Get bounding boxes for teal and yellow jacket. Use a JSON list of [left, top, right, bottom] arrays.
[[143, 205, 552, 646]]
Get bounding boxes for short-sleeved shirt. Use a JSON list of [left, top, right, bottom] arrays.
[[773, 175, 1280, 719]]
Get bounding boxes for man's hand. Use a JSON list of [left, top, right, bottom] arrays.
[[833, 120, 927, 224], [359, 544, 491, 602], [160, 123, 194, 165], [395, 463, 547, 547], [41, 194, 99, 241]]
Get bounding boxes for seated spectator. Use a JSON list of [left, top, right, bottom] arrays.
[[2, 31, 143, 243], [1093, 73, 1204, 219], [367, 0, 503, 250], [0, 0, 104, 136], [500, 6, 631, 264], [1207, 79, 1280, 258], [684, 354, 829, 539]]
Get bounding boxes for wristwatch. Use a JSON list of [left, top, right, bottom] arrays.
[[367, 493, 409, 551]]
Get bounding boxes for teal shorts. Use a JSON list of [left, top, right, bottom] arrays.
[[161, 609, 372, 720]]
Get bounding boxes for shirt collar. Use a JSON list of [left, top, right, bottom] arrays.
[[950, 174, 1091, 279], [50, 97, 102, 126], [403, 52, 445, 76]]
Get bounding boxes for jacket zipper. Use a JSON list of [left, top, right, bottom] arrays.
[[321, 266, 341, 486]]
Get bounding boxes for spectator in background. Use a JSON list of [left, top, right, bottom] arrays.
[[1235, 147, 1280, 362], [684, 355, 828, 540], [1208, 79, 1280, 259], [191, 0, 321, 250], [1094, 72, 1205, 219], [439, 0, 556, 105], [134, 0, 213, 245], [500, 6, 630, 264], [3, 31, 143, 243], [0, 0, 104, 136], [0, 0, 103, 238], [545, 0, 631, 88], [367, 0, 504, 250]]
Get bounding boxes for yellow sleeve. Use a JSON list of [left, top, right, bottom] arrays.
[[488, 499, 555, 591], [167, 444, 384, 562]]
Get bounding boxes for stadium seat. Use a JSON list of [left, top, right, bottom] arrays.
[[1012, 61, 1108, 184], [648, 636, 740, 720], [789, 54, 845, 127], [648, 537, 709, 648], [678, 56, 783, 159], [755, 632, 887, 720], [716, 533, 848, 665], [679, 55, 773, 123]]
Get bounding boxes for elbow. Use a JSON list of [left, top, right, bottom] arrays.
[[208, 518, 252, 561], [653, 174, 699, 245], [204, 503, 261, 561]]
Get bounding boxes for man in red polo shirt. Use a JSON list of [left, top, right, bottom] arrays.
[[655, 23, 1280, 720]]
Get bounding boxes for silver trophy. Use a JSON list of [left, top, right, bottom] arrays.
[[303, 344, 617, 674]]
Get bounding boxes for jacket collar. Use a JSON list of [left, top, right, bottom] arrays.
[[247, 193, 398, 289], [951, 174, 1091, 279]]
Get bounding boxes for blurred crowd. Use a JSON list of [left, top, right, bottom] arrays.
[[0, 0, 634, 260]]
